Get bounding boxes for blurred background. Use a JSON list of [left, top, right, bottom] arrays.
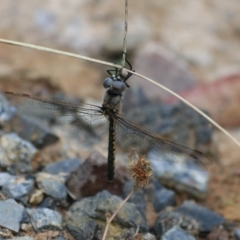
[[0, 0, 240, 97], [0, 0, 240, 222]]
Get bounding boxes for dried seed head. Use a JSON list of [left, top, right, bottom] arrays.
[[129, 149, 153, 190]]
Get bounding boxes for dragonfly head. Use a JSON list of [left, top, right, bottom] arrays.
[[103, 76, 127, 93]]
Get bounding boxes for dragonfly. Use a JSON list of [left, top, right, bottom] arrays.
[[3, 60, 209, 182]]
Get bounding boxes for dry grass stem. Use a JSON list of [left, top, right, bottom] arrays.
[[0, 38, 121, 70]]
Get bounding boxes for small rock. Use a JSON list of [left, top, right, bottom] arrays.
[[176, 201, 225, 234], [26, 208, 63, 231], [67, 190, 148, 239], [39, 178, 67, 202], [153, 188, 176, 212], [0, 199, 24, 232], [162, 226, 196, 240], [44, 158, 82, 177], [29, 189, 44, 205], [0, 133, 37, 173], [2, 176, 35, 203], [36, 172, 67, 203]]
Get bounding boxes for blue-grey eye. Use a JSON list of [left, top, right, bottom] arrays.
[[112, 81, 126, 91], [103, 77, 113, 88]]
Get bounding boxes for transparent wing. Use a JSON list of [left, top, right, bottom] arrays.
[[3, 92, 108, 140], [3, 91, 211, 168], [115, 112, 211, 168]]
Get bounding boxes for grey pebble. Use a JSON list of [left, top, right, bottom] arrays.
[[37, 173, 67, 202], [44, 158, 82, 176], [2, 176, 34, 203], [0, 133, 37, 173], [0, 199, 24, 232], [26, 207, 63, 231]]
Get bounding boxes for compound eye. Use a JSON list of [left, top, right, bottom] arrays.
[[112, 80, 126, 92], [103, 77, 113, 88]]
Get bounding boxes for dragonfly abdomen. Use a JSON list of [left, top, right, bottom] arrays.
[[107, 116, 116, 182]]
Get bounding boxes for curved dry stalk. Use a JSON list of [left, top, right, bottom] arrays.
[[0, 38, 240, 149], [0, 38, 122, 70]]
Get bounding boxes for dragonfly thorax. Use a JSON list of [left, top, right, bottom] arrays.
[[102, 89, 123, 113]]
